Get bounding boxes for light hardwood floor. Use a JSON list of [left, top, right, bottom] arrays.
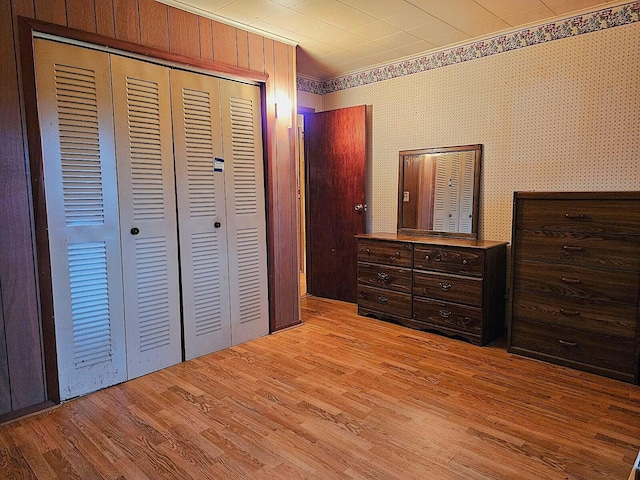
[[1, 295, 640, 479]]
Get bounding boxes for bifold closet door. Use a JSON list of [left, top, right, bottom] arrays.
[[110, 56, 182, 379], [171, 70, 232, 360], [34, 39, 127, 400], [220, 80, 269, 345]]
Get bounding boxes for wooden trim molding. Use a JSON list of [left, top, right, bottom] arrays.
[[19, 17, 269, 83]]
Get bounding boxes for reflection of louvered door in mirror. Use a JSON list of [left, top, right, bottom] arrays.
[[111, 55, 182, 379], [171, 70, 231, 360], [33, 39, 127, 400]]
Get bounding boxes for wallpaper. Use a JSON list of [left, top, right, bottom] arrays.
[[299, 10, 640, 243]]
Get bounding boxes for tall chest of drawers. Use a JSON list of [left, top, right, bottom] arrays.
[[357, 234, 507, 346], [508, 191, 640, 383]]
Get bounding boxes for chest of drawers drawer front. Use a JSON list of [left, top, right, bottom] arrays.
[[515, 199, 640, 235], [413, 246, 484, 276], [512, 290, 637, 338], [357, 285, 411, 318], [357, 262, 412, 294], [513, 261, 640, 305], [413, 271, 483, 307], [510, 319, 637, 378], [513, 230, 640, 271], [358, 240, 413, 267], [413, 297, 482, 335]]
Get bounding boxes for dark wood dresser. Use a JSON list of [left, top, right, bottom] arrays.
[[508, 191, 640, 383], [356, 233, 507, 345]]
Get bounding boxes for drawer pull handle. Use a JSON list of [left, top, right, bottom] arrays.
[[462, 316, 471, 326], [559, 308, 581, 316], [439, 309, 452, 318], [558, 339, 578, 347], [462, 259, 468, 265], [434, 255, 442, 262], [377, 296, 388, 304], [377, 272, 390, 282], [564, 213, 586, 219], [388, 256, 396, 262], [438, 282, 452, 291], [366, 248, 370, 254], [561, 277, 581, 284], [563, 245, 584, 252], [358, 291, 367, 299], [424, 255, 430, 260]]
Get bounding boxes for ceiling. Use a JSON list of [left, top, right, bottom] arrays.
[[162, 0, 627, 80]]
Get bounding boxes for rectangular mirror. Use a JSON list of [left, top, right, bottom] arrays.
[[397, 144, 482, 238]]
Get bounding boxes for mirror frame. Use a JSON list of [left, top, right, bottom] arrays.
[[397, 144, 482, 239]]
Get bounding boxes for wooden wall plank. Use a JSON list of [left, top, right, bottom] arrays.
[[273, 41, 300, 330], [212, 21, 237, 66], [139, 0, 168, 50], [167, 6, 199, 58], [0, 281, 10, 415], [4, 0, 46, 410], [34, 0, 67, 25], [248, 32, 264, 74], [66, 0, 97, 32], [114, 0, 140, 43], [95, 0, 115, 37], [199, 17, 213, 62], [236, 29, 249, 70]]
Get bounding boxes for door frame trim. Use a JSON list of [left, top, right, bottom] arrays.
[[18, 17, 271, 405]]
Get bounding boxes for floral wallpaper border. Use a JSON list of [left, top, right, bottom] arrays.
[[297, 1, 640, 95]]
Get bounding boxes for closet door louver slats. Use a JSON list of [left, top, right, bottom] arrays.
[[111, 55, 182, 379], [172, 71, 231, 360], [34, 39, 127, 400], [221, 81, 269, 345]]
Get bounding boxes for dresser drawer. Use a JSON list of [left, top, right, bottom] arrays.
[[413, 246, 484, 276], [357, 262, 412, 294], [413, 271, 482, 307], [513, 260, 640, 305], [357, 240, 413, 267], [514, 230, 640, 271], [515, 198, 640, 235], [512, 290, 637, 338], [413, 297, 482, 335], [510, 319, 637, 377], [357, 285, 411, 318]]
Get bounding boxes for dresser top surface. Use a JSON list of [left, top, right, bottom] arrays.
[[356, 233, 508, 249]]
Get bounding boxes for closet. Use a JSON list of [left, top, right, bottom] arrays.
[[34, 38, 268, 401]]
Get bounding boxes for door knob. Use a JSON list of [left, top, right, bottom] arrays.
[[354, 203, 364, 212], [130, 227, 139, 235], [214, 222, 221, 228]]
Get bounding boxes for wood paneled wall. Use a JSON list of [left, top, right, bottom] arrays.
[[0, 0, 300, 418]]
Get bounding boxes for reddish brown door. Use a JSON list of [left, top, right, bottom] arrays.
[[305, 105, 367, 303]]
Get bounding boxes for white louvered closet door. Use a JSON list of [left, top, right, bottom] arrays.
[[433, 154, 448, 231], [171, 70, 232, 360], [110, 56, 182, 379], [220, 80, 269, 346], [33, 39, 127, 400]]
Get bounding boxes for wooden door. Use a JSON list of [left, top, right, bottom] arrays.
[[34, 39, 127, 400], [305, 106, 367, 303], [111, 55, 182, 379], [220, 79, 269, 345], [171, 70, 232, 360]]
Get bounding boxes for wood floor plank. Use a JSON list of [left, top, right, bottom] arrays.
[[1, 295, 640, 479]]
